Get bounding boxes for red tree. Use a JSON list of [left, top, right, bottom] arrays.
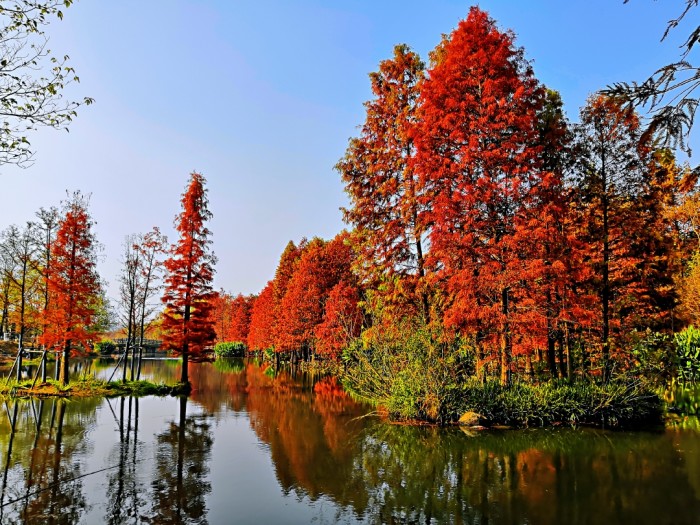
[[572, 95, 677, 379], [314, 281, 363, 359], [337, 44, 430, 322], [414, 7, 556, 383], [161, 172, 217, 386], [247, 281, 275, 351], [213, 291, 254, 344], [275, 233, 356, 360], [40, 192, 101, 385], [229, 294, 254, 343], [212, 290, 233, 343], [271, 239, 306, 349]]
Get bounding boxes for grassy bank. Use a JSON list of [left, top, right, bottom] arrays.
[[342, 374, 663, 429], [0, 377, 189, 398], [339, 331, 665, 428]]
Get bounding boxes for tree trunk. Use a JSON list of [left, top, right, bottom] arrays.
[[547, 328, 558, 379], [500, 287, 511, 386], [601, 150, 611, 383], [181, 346, 189, 385], [557, 330, 566, 378], [60, 339, 70, 386]]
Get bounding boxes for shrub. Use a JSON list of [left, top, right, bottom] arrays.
[[214, 341, 246, 358], [341, 321, 473, 424], [628, 330, 676, 387], [94, 340, 116, 354], [456, 379, 662, 428], [675, 326, 700, 384]]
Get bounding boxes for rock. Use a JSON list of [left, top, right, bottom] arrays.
[[458, 411, 485, 426]]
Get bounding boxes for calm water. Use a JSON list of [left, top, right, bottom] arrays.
[[0, 359, 698, 524]]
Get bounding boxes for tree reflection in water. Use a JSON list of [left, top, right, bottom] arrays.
[[0, 361, 697, 524], [240, 364, 700, 525], [152, 396, 213, 524], [105, 396, 148, 525], [0, 398, 92, 524]]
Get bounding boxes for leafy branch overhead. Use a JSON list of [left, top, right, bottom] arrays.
[[0, 0, 93, 167], [605, 1, 700, 155]]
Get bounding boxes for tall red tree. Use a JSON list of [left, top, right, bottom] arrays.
[[271, 239, 306, 349], [414, 7, 555, 384], [572, 95, 677, 379], [522, 90, 595, 380], [229, 293, 254, 343], [40, 192, 101, 385], [247, 281, 275, 351], [337, 44, 429, 322], [161, 172, 217, 386]]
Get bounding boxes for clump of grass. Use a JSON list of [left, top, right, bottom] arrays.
[[104, 380, 189, 396], [457, 379, 663, 428], [0, 376, 187, 399]]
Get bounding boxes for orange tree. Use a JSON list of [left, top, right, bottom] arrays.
[[161, 172, 217, 386], [414, 7, 562, 384], [40, 192, 101, 385], [275, 233, 355, 360], [337, 44, 429, 322], [247, 281, 275, 352], [572, 95, 678, 380]]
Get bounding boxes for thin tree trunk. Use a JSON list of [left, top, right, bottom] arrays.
[[60, 339, 70, 386], [601, 145, 611, 383], [557, 330, 566, 378], [500, 287, 511, 386]]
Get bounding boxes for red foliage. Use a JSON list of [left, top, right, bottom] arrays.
[[573, 95, 678, 377], [161, 172, 216, 383], [337, 44, 429, 319], [314, 281, 362, 359], [413, 7, 558, 382], [247, 281, 275, 351], [40, 193, 101, 384], [212, 291, 254, 344], [275, 233, 355, 354]]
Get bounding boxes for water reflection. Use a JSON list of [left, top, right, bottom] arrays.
[[104, 397, 146, 525], [0, 397, 94, 524], [152, 396, 212, 524], [0, 360, 697, 524]]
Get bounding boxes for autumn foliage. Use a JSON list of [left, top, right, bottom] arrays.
[[40, 193, 101, 384], [337, 44, 429, 321], [162, 172, 217, 385], [215, 8, 692, 392], [244, 233, 360, 360], [212, 291, 254, 345]]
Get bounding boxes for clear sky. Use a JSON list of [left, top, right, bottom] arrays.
[[0, 0, 692, 304]]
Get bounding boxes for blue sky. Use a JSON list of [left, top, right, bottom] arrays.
[[0, 0, 692, 302]]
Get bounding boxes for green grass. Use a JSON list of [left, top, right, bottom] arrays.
[[0, 377, 189, 398]]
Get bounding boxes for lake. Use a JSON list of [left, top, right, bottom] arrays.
[[0, 358, 698, 524]]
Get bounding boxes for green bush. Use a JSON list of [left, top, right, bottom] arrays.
[[675, 326, 700, 384], [341, 321, 663, 428], [94, 340, 116, 354], [214, 341, 246, 358], [665, 383, 700, 415], [629, 330, 676, 387], [341, 322, 474, 424]]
